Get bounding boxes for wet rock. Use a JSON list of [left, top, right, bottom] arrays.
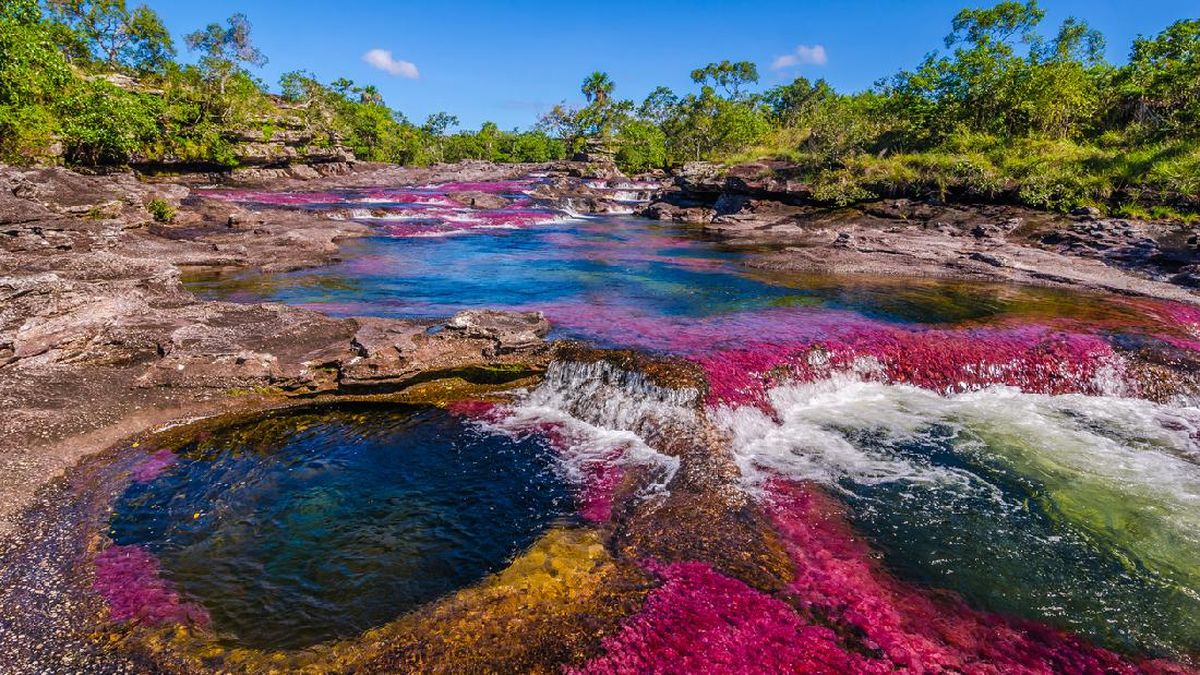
[[447, 190, 510, 209], [642, 200, 715, 224], [444, 309, 550, 353], [1172, 264, 1200, 288], [969, 251, 1008, 267]]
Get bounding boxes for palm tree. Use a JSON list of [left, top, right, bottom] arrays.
[[359, 84, 384, 106], [581, 71, 614, 106]]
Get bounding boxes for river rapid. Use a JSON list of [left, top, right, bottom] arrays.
[[108, 176, 1200, 670]]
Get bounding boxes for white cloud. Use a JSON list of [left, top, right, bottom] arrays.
[[363, 49, 419, 79], [771, 44, 828, 70]]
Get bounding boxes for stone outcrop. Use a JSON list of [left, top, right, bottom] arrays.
[[0, 163, 558, 536], [640, 161, 1200, 300]]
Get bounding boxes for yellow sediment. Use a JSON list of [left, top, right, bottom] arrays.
[[104, 528, 648, 674]]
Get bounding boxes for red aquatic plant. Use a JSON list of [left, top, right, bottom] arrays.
[[570, 560, 882, 675], [129, 449, 176, 483], [93, 545, 209, 628], [763, 480, 1192, 675], [697, 326, 1123, 408], [573, 482, 1195, 674]]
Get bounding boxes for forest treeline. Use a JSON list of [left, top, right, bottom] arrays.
[[2, 0, 1198, 216]]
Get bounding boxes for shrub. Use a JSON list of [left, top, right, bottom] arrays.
[[811, 169, 876, 206], [58, 80, 159, 165], [146, 198, 176, 223]]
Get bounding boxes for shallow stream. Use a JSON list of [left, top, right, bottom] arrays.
[[98, 177, 1200, 668]]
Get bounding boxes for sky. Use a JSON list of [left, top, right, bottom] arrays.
[[145, 1, 1198, 131]]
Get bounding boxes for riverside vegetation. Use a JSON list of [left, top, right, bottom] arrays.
[[1, 0, 1198, 217]]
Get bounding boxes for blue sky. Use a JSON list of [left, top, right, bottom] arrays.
[[145, 1, 1198, 130]]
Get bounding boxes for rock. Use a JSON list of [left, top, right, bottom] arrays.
[[447, 191, 511, 210], [1072, 206, 1102, 219], [969, 251, 1008, 267], [1171, 264, 1200, 288], [713, 193, 752, 216], [444, 310, 550, 353], [641, 200, 715, 225]]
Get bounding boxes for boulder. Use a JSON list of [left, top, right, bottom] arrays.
[[447, 191, 511, 209]]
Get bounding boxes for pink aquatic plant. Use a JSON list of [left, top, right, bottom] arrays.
[[129, 449, 177, 483], [570, 560, 881, 675], [93, 545, 209, 628], [576, 459, 623, 523], [763, 480, 1192, 675], [574, 482, 1195, 674], [696, 325, 1124, 408]]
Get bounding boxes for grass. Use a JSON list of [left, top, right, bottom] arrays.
[[726, 132, 1200, 218]]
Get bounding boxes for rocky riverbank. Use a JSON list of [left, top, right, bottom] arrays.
[[0, 162, 562, 538], [641, 161, 1200, 302], [3, 158, 1200, 672], [3, 157, 1198, 539]]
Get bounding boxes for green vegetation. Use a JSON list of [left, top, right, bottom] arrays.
[[0, 0, 563, 170], [145, 196, 174, 222], [0, 0, 1197, 216], [537, 1, 1200, 215]]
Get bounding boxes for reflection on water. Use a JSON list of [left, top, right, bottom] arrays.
[[184, 211, 1187, 352]]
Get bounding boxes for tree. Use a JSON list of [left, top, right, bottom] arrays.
[[0, 0, 73, 161], [58, 78, 158, 164], [581, 71, 614, 106], [184, 13, 267, 94], [664, 85, 767, 162], [421, 112, 459, 162], [46, 0, 174, 73], [1021, 18, 1108, 138], [616, 119, 666, 173], [1121, 19, 1200, 133], [638, 86, 679, 125], [945, 0, 1045, 49], [358, 84, 384, 106], [577, 71, 629, 141], [763, 77, 835, 127], [536, 102, 586, 155], [690, 60, 759, 99]]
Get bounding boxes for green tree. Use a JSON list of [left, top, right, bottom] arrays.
[[0, 0, 73, 161], [763, 77, 835, 127], [46, 0, 175, 73], [616, 119, 666, 173], [421, 112, 459, 162], [1121, 19, 1200, 133], [581, 71, 614, 106], [536, 102, 586, 155], [690, 60, 759, 99], [638, 86, 679, 125], [58, 78, 158, 164], [665, 86, 767, 161], [184, 13, 267, 95]]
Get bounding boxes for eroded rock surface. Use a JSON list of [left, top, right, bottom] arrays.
[[641, 162, 1200, 302], [0, 164, 555, 537]]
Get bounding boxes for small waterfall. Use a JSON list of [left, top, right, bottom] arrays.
[[485, 359, 692, 495], [530, 359, 700, 434]]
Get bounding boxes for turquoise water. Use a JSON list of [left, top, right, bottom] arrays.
[[108, 405, 572, 649], [166, 180, 1200, 661]]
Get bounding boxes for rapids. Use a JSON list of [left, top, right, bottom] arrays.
[[156, 177, 1200, 667]]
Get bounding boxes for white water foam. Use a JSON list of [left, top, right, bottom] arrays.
[[716, 376, 1200, 494], [484, 360, 688, 493], [714, 375, 1200, 590]]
